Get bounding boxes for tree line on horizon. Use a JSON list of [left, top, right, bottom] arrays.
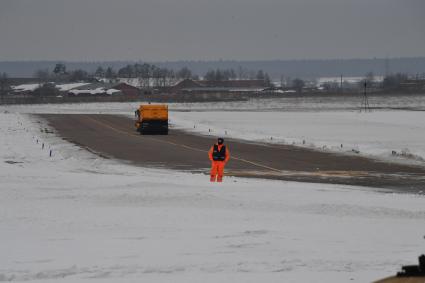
[[29, 63, 273, 88], [0, 63, 422, 99], [2, 58, 425, 79]]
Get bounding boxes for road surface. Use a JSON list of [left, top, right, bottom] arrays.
[[39, 114, 425, 193], [374, 276, 425, 283]]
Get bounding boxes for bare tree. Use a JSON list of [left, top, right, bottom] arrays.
[[204, 69, 216, 81], [165, 69, 176, 86], [264, 73, 272, 87], [137, 63, 152, 88], [176, 67, 192, 80], [238, 66, 248, 79], [365, 71, 375, 84], [292, 78, 305, 93], [69, 69, 89, 82], [359, 71, 375, 89], [204, 68, 237, 81], [52, 63, 69, 82], [256, 70, 265, 80], [151, 66, 161, 87], [280, 75, 286, 87], [105, 67, 116, 79], [0, 73, 9, 104], [118, 63, 194, 88], [383, 73, 408, 89], [34, 69, 51, 85], [94, 66, 105, 78]]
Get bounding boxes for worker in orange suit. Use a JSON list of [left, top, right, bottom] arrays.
[[208, 137, 230, 182]]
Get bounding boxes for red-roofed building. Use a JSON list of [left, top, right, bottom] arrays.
[[112, 82, 140, 96]]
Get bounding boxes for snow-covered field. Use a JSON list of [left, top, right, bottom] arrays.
[[4, 96, 425, 165], [1, 101, 425, 282], [171, 111, 425, 165]]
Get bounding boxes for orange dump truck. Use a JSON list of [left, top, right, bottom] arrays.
[[135, 104, 168, 135]]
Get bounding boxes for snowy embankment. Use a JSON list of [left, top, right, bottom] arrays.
[[1, 109, 425, 282], [171, 111, 425, 165]]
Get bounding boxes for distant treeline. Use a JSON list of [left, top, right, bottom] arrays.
[[27, 62, 272, 88], [2, 57, 425, 79]]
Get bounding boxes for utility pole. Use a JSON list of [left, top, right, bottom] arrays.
[[360, 81, 370, 112]]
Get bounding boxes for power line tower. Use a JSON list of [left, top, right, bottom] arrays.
[[360, 81, 371, 112]]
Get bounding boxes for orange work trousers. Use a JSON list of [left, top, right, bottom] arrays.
[[210, 161, 225, 182]]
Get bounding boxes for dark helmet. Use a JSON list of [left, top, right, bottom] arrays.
[[217, 137, 224, 145]]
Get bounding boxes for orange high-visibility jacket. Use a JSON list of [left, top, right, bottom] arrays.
[[208, 144, 230, 163]]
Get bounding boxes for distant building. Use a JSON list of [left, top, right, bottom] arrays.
[[112, 82, 139, 96], [171, 79, 268, 93]]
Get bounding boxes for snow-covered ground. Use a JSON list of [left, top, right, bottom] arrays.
[[55, 83, 91, 92], [316, 76, 385, 86], [3, 96, 425, 165], [1, 103, 425, 282], [6, 94, 425, 113], [11, 83, 91, 93], [171, 111, 425, 165], [11, 83, 41, 92]]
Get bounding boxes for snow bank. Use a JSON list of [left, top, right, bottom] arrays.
[[170, 110, 425, 165], [69, 87, 108, 95], [1, 110, 425, 282], [317, 76, 384, 85], [11, 83, 40, 92], [106, 88, 121, 95], [66, 87, 121, 96], [55, 83, 91, 91], [3, 94, 425, 113]]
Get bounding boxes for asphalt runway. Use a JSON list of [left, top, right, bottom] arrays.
[[40, 114, 425, 193], [373, 276, 425, 283]]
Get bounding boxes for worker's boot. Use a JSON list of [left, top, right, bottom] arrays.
[[217, 176, 223, 182], [210, 175, 216, 182]]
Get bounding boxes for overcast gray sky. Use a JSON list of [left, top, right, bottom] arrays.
[[1, 0, 424, 61]]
